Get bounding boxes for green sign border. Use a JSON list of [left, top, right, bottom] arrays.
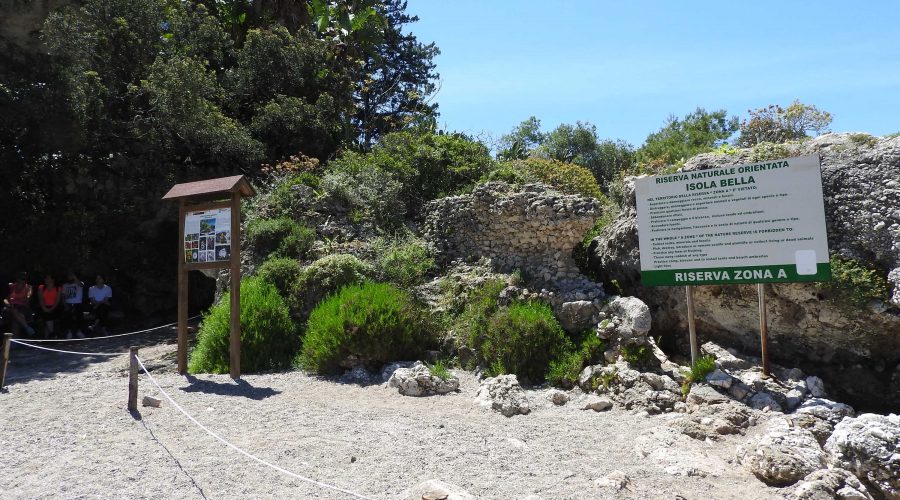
[[642, 263, 831, 286]]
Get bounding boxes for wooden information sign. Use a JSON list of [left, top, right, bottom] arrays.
[[162, 175, 255, 378]]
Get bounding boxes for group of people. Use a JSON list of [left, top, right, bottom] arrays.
[[2, 272, 112, 339]]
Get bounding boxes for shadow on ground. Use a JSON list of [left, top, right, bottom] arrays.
[[180, 375, 280, 400]]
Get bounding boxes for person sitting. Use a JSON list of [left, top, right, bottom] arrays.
[[37, 274, 62, 338], [88, 274, 112, 335], [3, 272, 35, 337], [61, 272, 86, 339]]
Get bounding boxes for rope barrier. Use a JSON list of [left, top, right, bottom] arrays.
[[135, 356, 374, 500], [10, 339, 125, 357], [23, 315, 202, 343]]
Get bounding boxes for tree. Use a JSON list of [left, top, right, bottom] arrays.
[[498, 116, 545, 158], [637, 108, 739, 167], [347, 0, 440, 149], [736, 100, 832, 147]]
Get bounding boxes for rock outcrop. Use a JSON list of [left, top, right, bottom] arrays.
[[824, 413, 900, 499], [387, 362, 460, 396], [736, 418, 828, 486], [474, 374, 530, 417], [793, 468, 874, 500], [589, 134, 900, 411]]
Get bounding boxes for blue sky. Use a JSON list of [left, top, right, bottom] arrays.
[[405, 1, 900, 146]]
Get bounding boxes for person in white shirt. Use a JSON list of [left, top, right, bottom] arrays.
[[62, 272, 86, 339], [88, 274, 112, 335]]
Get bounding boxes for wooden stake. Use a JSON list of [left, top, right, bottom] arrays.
[[229, 193, 241, 379], [758, 283, 771, 377], [128, 347, 139, 411], [685, 286, 699, 366], [177, 199, 188, 375], [1, 332, 12, 390]]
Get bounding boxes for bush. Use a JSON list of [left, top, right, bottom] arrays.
[[297, 282, 436, 374], [245, 217, 315, 258], [621, 342, 655, 369], [546, 331, 606, 388], [371, 236, 434, 288], [681, 355, 717, 396], [291, 254, 375, 317], [489, 158, 605, 200], [457, 281, 571, 384], [321, 157, 406, 229], [819, 255, 890, 307], [256, 256, 302, 297], [189, 277, 298, 374]]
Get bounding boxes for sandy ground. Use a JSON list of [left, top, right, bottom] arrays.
[[0, 329, 788, 500]]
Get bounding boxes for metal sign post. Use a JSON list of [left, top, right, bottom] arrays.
[[757, 283, 770, 377], [685, 286, 699, 365], [162, 176, 255, 378]]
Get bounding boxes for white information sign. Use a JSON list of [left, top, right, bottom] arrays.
[[184, 208, 232, 264], [635, 155, 830, 286]]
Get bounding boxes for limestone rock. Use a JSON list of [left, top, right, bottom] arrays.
[[607, 296, 652, 337], [736, 419, 827, 486], [793, 468, 874, 500], [796, 398, 855, 425], [557, 300, 599, 333], [388, 362, 459, 397], [581, 396, 613, 412], [548, 390, 569, 406], [406, 479, 475, 500], [382, 361, 415, 382], [594, 470, 629, 491], [824, 413, 900, 499], [474, 374, 530, 417], [705, 369, 733, 389], [806, 376, 827, 398], [750, 391, 784, 413]]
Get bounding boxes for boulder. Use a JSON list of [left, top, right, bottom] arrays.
[[382, 361, 415, 382], [824, 413, 900, 499], [557, 300, 599, 333], [736, 419, 827, 486], [796, 398, 855, 425], [548, 390, 569, 406], [806, 376, 828, 398], [750, 392, 784, 413], [474, 374, 530, 417], [793, 468, 874, 500], [388, 362, 459, 397], [606, 296, 652, 338], [581, 396, 613, 412]]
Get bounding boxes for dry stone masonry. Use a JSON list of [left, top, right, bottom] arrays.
[[423, 182, 601, 287]]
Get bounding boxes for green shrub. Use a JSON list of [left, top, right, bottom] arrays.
[[256, 256, 302, 297], [321, 158, 406, 229], [546, 331, 606, 388], [245, 217, 315, 258], [268, 173, 321, 215], [487, 158, 605, 200], [289, 254, 375, 317], [819, 255, 890, 307], [297, 282, 436, 374], [371, 236, 435, 288], [749, 141, 793, 162], [681, 355, 717, 396], [427, 360, 451, 381], [189, 277, 298, 374], [848, 133, 877, 147], [621, 342, 655, 368], [465, 296, 572, 384]]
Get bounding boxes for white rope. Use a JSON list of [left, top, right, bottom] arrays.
[[23, 315, 202, 343], [10, 339, 125, 357], [135, 356, 375, 500]]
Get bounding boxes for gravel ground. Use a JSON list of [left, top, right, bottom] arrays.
[[0, 333, 786, 499]]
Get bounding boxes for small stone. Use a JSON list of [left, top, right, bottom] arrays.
[[750, 391, 784, 412], [806, 376, 827, 398], [142, 396, 162, 408], [594, 470, 629, 490], [582, 396, 613, 412], [729, 382, 751, 401], [548, 390, 569, 406]]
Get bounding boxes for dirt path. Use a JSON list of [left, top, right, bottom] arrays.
[[0, 335, 787, 499]]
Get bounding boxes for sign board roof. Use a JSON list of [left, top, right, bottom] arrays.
[[162, 175, 256, 201]]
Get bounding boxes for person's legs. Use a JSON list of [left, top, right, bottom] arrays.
[[93, 304, 109, 334], [9, 306, 34, 336]]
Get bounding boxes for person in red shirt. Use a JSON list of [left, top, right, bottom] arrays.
[[38, 274, 62, 338], [3, 271, 35, 336]]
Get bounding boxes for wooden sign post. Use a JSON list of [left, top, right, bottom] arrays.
[[162, 176, 255, 378]]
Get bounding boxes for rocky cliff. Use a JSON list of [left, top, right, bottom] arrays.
[[589, 133, 900, 411]]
